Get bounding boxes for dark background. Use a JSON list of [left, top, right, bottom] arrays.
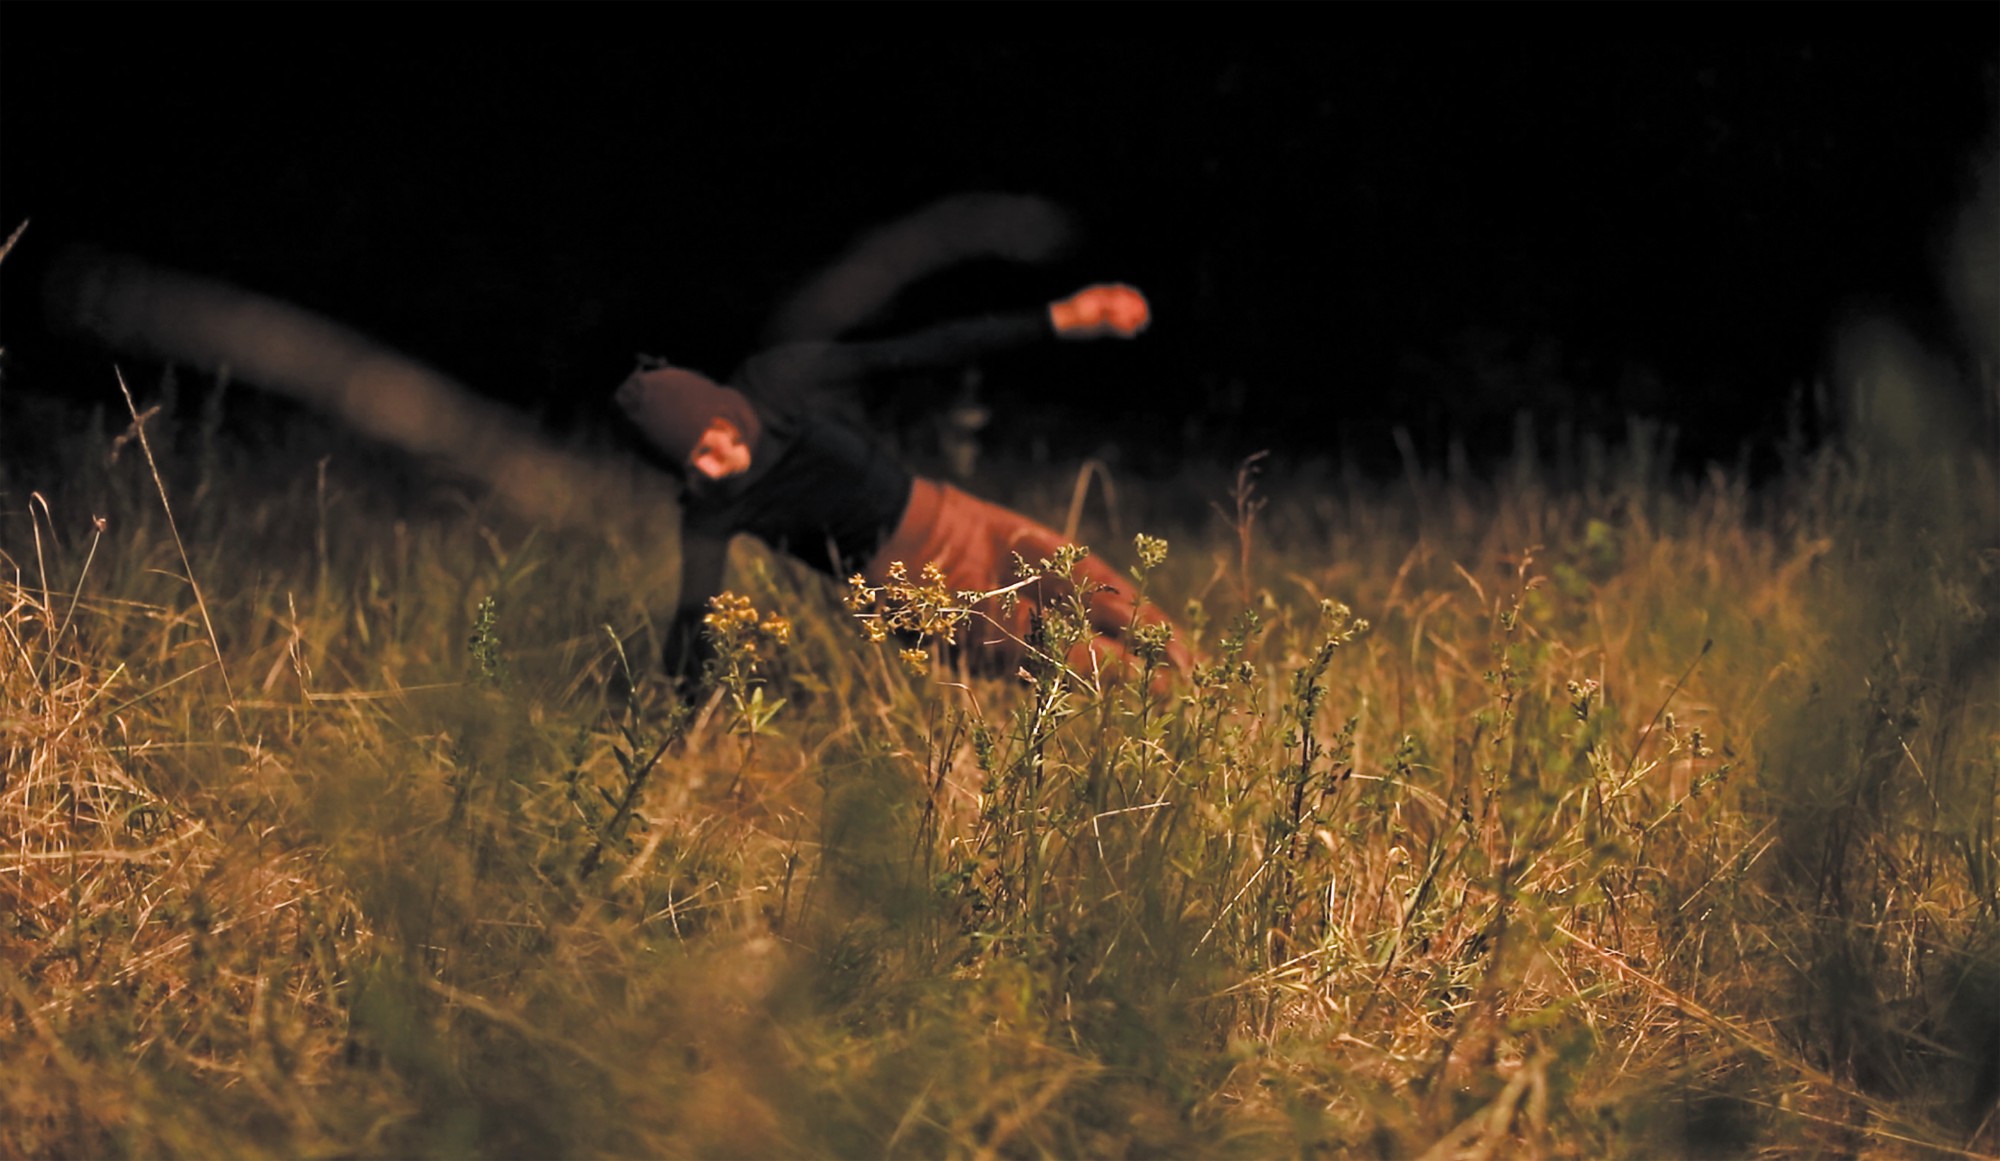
[[4, 17, 1995, 475]]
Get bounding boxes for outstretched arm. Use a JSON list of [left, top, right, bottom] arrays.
[[733, 283, 1151, 400], [663, 529, 731, 691]]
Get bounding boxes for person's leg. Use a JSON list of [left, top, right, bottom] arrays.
[[994, 507, 1191, 680], [864, 479, 1032, 672], [865, 478, 1190, 681]]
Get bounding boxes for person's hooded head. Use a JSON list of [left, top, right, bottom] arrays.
[[615, 365, 764, 483]]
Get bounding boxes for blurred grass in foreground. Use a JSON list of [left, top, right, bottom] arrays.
[[1, 373, 1995, 1157]]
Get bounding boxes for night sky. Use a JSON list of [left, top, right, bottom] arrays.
[[4, 18, 1995, 473]]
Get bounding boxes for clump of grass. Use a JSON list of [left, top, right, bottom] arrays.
[[1, 470, 365, 1157], [1, 368, 1994, 1157]]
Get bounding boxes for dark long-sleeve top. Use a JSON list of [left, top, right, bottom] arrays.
[[661, 311, 1054, 681]]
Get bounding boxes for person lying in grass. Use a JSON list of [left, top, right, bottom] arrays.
[[615, 282, 1191, 689]]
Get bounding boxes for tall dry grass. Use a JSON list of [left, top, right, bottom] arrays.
[[2, 369, 1993, 1158]]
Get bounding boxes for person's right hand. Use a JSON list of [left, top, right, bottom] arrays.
[[1050, 283, 1150, 339]]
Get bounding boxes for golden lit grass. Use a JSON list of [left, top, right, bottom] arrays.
[[2, 394, 1994, 1157]]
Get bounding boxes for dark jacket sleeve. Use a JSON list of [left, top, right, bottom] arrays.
[[733, 312, 1053, 402], [664, 528, 730, 690]]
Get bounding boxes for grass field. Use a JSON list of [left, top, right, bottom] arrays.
[[2, 362, 1996, 1158]]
